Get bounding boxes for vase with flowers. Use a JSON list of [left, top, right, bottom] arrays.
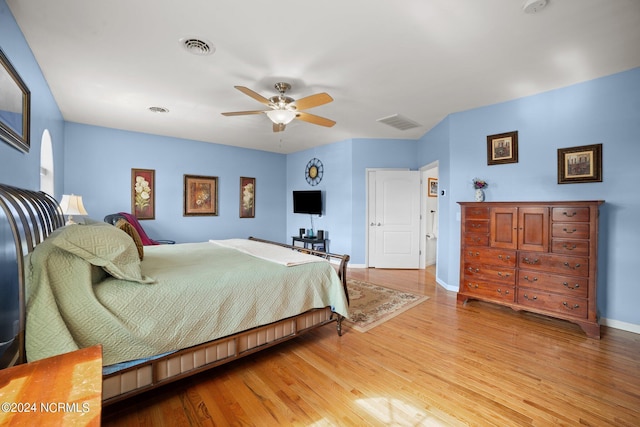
[[472, 178, 488, 202]]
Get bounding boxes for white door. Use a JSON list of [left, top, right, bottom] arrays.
[[372, 170, 421, 269]]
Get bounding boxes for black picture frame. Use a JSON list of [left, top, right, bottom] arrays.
[[557, 144, 603, 184], [184, 174, 218, 216], [0, 48, 30, 153], [487, 131, 518, 165]]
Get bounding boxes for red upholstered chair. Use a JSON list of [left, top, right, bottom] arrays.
[[103, 212, 175, 245]]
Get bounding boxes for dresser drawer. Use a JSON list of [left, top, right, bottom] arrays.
[[464, 263, 515, 284], [465, 220, 489, 234], [517, 289, 587, 319], [464, 233, 489, 247], [552, 207, 590, 222], [464, 206, 490, 220], [462, 280, 515, 302], [551, 239, 589, 256], [552, 223, 590, 239], [518, 270, 588, 298], [518, 252, 589, 277], [464, 247, 517, 267]]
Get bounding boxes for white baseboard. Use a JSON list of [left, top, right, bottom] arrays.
[[343, 266, 640, 336], [436, 278, 457, 292], [346, 263, 367, 269], [601, 318, 640, 335]]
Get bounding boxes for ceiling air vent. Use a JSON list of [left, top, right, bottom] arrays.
[[376, 114, 421, 131], [180, 38, 215, 56]]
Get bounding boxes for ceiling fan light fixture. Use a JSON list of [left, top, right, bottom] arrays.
[[266, 109, 296, 125], [523, 0, 547, 14]]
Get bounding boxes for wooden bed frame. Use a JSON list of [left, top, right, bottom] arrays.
[[0, 183, 350, 405]]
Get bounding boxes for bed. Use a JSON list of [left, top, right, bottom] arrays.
[[0, 183, 350, 405]]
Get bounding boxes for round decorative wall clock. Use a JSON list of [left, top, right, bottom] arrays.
[[305, 158, 324, 186]]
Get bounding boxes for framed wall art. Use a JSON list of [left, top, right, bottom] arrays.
[[557, 143, 602, 184], [239, 177, 255, 218], [131, 168, 155, 220], [428, 178, 438, 197], [487, 131, 518, 165], [0, 47, 31, 153], [184, 174, 218, 216]]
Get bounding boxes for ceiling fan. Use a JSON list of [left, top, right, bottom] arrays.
[[221, 82, 336, 132]]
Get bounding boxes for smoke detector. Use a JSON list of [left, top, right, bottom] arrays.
[[523, 0, 547, 14]]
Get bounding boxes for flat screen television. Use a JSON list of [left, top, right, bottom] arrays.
[[293, 190, 322, 215]]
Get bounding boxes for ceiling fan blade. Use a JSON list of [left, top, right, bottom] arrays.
[[234, 86, 271, 106], [221, 110, 267, 116], [295, 112, 336, 127], [273, 123, 286, 132], [293, 93, 333, 110]]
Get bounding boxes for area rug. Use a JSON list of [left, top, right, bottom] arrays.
[[345, 279, 430, 332]]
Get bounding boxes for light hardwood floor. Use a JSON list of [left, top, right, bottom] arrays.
[[102, 267, 640, 426]]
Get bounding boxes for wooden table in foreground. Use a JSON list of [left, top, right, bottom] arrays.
[[0, 345, 102, 426]]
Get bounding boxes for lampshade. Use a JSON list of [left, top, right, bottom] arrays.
[[266, 109, 296, 125], [59, 194, 88, 225]]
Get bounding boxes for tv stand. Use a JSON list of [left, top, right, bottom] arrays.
[[292, 236, 329, 253]]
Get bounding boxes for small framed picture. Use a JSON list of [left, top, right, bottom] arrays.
[[428, 178, 438, 197], [131, 168, 155, 220], [184, 174, 218, 216], [239, 177, 255, 218], [487, 131, 518, 165], [557, 144, 602, 184]]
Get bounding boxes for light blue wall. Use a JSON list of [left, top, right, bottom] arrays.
[[286, 140, 354, 256], [2, 0, 639, 328], [64, 122, 287, 243], [417, 117, 451, 286], [285, 138, 419, 263], [0, 0, 64, 193], [425, 67, 640, 325]]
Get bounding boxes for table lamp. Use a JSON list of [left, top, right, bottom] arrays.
[[59, 194, 88, 225]]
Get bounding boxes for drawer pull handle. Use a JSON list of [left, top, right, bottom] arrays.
[[523, 275, 538, 282], [467, 267, 480, 273], [467, 283, 479, 289], [563, 211, 577, 217], [562, 302, 580, 310], [471, 224, 480, 228], [497, 255, 511, 260], [468, 251, 480, 257], [563, 244, 577, 250], [523, 257, 539, 264], [496, 289, 511, 295], [497, 272, 511, 278], [563, 262, 581, 270], [563, 228, 577, 234], [523, 294, 537, 301], [562, 282, 580, 289]]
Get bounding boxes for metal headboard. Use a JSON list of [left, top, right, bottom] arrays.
[[0, 184, 64, 368]]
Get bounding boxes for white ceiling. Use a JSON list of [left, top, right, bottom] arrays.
[[7, 0, 640, 154]]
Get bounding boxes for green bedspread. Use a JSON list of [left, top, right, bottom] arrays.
[[25, 225, 348, 366]]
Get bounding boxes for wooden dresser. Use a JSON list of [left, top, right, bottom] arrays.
[[457, 201, 603, 338]]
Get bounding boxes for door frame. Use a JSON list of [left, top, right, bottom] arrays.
[[419, 161, 439, 269], [365, 168, 409, 268]]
